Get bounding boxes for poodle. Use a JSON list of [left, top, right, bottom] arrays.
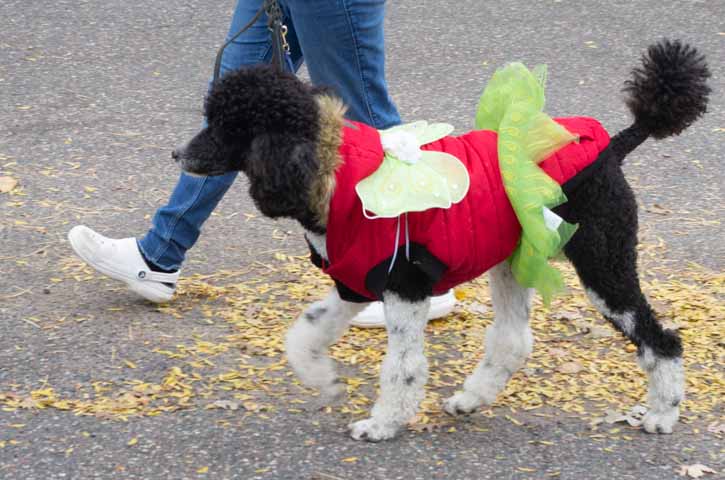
[[173, 40, 710, 442]]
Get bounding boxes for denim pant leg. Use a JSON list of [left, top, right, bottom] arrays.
[[139, 0, 400, 270], [138, 0, 305, 271], [283, 0, 400, 129]]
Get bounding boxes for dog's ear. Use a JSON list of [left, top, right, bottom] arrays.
[[245, 134, 318, 220]]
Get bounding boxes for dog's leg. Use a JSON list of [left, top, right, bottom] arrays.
[[581, 283, 683, 434], [285, 288, 367, 401], [349, 292, 430, 442], [561, 165, 684, 434], [443, 261, 533, 415]]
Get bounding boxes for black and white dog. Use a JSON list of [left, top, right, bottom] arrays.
[[174, 40, 710, 441]]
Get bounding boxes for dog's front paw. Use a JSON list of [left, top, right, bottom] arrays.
[[348, 418, 398, 442], [642, 406, 679, 434], [443, 391, 484, 416], [318, 381, 347, 406]]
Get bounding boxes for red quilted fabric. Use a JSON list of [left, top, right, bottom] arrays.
[[322, 117, 610, 299]]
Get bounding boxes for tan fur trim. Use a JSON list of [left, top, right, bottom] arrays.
[[309, 95, 346, 227]]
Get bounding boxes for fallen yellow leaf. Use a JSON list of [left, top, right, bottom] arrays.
[[0, 176, 18, 193], [678, 464, 716, 478]]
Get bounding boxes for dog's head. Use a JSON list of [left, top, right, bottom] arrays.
[[173, 65, 334, 221]]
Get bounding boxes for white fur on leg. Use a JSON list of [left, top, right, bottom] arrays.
[[637, 346, 684, 434], [444, 262, 533, 416], [349, 292, 430, 442], [585, 289, 683, 434], [285, 288, 366, 401], [585, 289, 636, 336]]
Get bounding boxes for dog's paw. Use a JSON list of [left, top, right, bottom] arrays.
[[443, 391, 483, 416], [348, 418, 398, 442], [318, 381, 347, 406], [642, 406, 679, 434]]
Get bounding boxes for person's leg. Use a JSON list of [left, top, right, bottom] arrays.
[[69, 0, 305, 302], [282, 0, 400, 129], [138, 0, 304, 272]]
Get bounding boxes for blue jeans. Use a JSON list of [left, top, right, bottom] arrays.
[[138, 0, 401, 270]]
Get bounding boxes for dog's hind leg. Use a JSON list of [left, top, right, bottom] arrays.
[[561, 167, 684, 434], [349, 293, 430, 442], [443, 261, 534, 416], [584, 285, 683, 434], [285, 288, 367, 402]]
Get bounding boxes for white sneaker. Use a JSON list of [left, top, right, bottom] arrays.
[[67, 225, 179, 303], [350, 289, 457, 329]]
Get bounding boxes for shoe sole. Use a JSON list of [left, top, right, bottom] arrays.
[[350, 292, 456, 328], [68, 228, 174, 303]]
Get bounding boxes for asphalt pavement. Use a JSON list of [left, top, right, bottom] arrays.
[[1, 1, 723, 479]]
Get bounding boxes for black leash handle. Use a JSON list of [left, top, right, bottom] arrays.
[[212, 0, 288, 83]]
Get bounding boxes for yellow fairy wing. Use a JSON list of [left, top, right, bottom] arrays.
[[379, 120, 428, 138], [415, 123, 455, 146], [355, 154, 455, 218], [379, 121, 453, 147], [419, 151, 470, 203]]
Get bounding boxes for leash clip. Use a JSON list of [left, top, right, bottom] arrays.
[[279, 24, 290, 53]]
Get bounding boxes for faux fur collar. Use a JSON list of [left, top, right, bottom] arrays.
[[309, 95, 346, 228]]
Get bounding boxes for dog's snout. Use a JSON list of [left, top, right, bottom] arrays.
[[171, 149, 179, 161]]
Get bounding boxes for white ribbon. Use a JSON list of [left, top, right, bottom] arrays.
[[380, 130, 422, 165]]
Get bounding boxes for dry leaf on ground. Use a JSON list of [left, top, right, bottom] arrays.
[[209, 400, 240, 410], [555, 311, 580, 321], [557, 361, 584, 374], [593, 405, 647, 427], [547, 348, 568, 357], [678, 464, 716, 478], [706, 422, 724, 435], [408, 419, 449, 433], [0, 176, 18, 193], [646, 203, 673, 215], [588, 326, 614, 338]]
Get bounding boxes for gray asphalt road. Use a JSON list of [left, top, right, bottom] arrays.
[[1, 1, 723, 479]]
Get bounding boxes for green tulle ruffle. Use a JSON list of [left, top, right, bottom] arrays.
[[476, 63, 579, 304]]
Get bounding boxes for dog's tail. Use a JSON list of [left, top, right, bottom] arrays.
[[606, 39, 710, 162]]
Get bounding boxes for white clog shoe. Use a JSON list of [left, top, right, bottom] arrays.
[[68, 225, 179, 303], [350, 289, 456, 328]]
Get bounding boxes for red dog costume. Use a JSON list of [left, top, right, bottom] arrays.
[[312, 117, 610, 301]]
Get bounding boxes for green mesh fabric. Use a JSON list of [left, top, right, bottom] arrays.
[[476, 63, 578, 304]]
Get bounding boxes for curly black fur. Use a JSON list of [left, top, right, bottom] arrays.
[[174, 65, 326, 227], [624, 39, 711, 139], [546, 40, 710, 362], [205, 65, 320, 143], [555, 159, 683, 359], [246, 135, 323, 232], [203, 66, 323, 226]]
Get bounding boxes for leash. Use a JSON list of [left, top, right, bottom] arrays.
[[212, 0, 292, 83]]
